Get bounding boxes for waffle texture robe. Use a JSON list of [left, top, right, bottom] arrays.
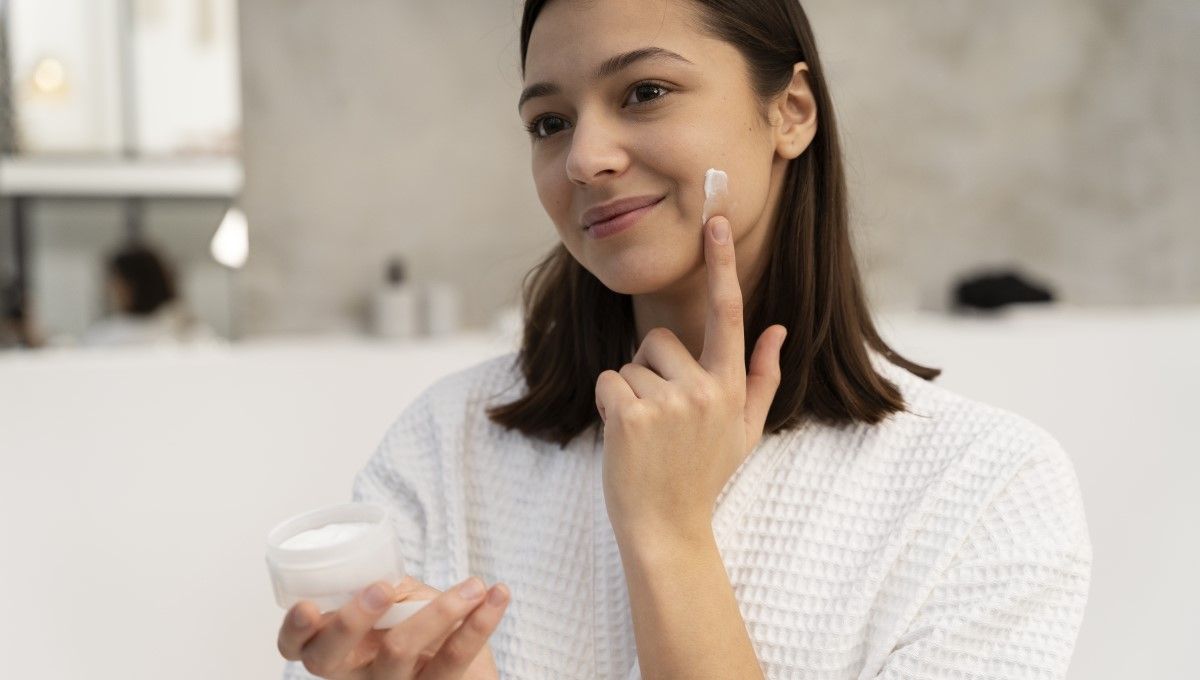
[[284, 347, 1092, 679]]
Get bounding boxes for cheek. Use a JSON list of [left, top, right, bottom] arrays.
[[624, 125, 711, 224], [664, 114, 774, 232], [532, 155, 572, 228]]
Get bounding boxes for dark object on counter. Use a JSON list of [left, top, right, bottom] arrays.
[[952, 268, 1056, 311]]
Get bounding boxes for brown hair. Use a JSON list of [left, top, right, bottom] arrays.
[[108, 242, 177, 316], [487, 0, 941, 448]]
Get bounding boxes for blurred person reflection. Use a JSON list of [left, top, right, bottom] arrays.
[[1, 279, 46, 349], [79, 242, 219, 347]]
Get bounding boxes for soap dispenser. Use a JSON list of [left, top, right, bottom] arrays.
[[370, 256, 417, 339]]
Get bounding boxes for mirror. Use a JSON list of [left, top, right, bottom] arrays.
[[0, 0, 242, 349]]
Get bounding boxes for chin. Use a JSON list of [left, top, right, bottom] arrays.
[[589, 253, 691, 296]]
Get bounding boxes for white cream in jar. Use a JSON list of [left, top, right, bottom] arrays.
[[265, 503, 430, 629]]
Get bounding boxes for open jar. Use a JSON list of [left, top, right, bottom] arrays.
[[265, 502, 429, 629]]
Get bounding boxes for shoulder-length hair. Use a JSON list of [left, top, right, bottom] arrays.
[[488, 0, 941, 448]]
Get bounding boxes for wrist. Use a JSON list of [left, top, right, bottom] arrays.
[[614, 518, 716, 563]]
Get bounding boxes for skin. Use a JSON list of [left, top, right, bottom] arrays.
[[277, 577, 509, 679], [520, 0, 817, 359]]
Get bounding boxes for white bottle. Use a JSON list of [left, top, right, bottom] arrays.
[[370, 256, 417, 339], [422, 280, 462, 338]]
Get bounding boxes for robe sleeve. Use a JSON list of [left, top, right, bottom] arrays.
[[873, 437, 1093, 680]]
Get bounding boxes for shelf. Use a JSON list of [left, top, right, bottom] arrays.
[[0, 155, 243, 198]]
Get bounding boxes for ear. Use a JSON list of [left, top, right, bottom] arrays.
[[770, 62, 818, 160]]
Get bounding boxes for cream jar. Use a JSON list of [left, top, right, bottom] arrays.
[[265, 502, 430, 629]]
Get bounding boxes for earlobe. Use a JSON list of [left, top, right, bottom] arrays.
[[774, 62, 818, 160]]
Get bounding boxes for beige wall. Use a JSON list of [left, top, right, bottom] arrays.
[[234, 0, 1200, 337]]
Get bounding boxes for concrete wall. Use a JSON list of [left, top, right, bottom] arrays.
[[230, 0, 1198, 335]]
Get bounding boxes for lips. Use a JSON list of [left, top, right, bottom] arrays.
[[582, 195, 666, 230]]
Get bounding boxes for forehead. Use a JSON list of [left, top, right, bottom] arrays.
[[524, 0, 708, 79]]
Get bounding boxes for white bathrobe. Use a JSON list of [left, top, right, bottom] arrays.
[[285, 346, 1092, 679]]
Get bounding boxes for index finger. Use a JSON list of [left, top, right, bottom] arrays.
[[699, 214, 745, 382]]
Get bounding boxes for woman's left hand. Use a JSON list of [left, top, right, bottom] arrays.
[[594, 214, 787, 546]]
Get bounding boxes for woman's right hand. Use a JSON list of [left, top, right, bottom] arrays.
[[277, 576, 510, 679]]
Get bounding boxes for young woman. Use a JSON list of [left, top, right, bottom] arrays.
[[80, 243, 217, 347], [278, 1, 1092, 678]]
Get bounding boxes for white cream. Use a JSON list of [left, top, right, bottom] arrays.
[[267, 503, 425, 630], [702, 168, 729, 225], [280, 521, 374, 550]]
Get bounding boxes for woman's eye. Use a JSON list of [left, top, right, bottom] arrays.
[[523, 83, 670, 141], [625, 83, 669, 106], [525, 115, 571, 140]]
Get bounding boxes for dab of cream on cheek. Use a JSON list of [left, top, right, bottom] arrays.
[[702, 168, 729, 226], [279, 521, 374, 550]]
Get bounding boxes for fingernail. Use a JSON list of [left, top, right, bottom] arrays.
[[290, 606, 310, 629], [457, 577, 485, 600], [712, 218, 730, 244], [361, 583, 392, 611], [487, 584, 508, 606]]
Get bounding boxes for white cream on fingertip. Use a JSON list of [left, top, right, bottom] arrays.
[[702, 168, 729, 226]]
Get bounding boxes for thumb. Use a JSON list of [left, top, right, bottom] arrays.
[[743, 325, 786, 435]]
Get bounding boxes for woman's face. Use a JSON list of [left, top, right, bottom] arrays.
[[520, 0, 786, 296]]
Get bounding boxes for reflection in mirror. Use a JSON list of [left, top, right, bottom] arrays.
[[0, 0, 242, 350]]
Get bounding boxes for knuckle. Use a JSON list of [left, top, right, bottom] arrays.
[[595, 372, 611, 392], [662, 388, 689, 412], [647, 327, 673, 342], [617, 402, 650, 426], [438, 638, 474, 665], [327, 612, 355, 638], [688, 384, 715, 408], [433, 594, 466, 619], [380, 636, 418, 664], [465, 616, 491, 638], [719, 299, 743, 325]]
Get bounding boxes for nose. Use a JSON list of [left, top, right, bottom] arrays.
[[564, 113, 630, 186]]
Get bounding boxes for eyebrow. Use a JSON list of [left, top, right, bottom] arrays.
[[518, 47, 695, 112]]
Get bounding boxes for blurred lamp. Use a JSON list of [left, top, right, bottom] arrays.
[[211, 206, 249, 269], [30, 57, 68, 96]]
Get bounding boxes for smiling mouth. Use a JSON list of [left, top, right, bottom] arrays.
[[584, 195, 667, 231]]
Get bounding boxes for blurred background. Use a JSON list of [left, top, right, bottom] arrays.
[[0, 0, 1196, 677]]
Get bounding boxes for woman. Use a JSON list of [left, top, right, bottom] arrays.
[[279, 1, 1092, 678], [80, 242, 217, 348]]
